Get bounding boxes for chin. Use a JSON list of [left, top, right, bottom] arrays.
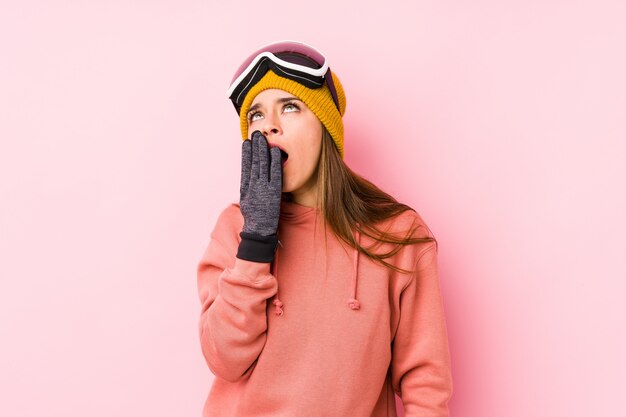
[[281, 178, 296, 193]]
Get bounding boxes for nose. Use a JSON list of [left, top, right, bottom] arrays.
[[259, 111, 281, 138]]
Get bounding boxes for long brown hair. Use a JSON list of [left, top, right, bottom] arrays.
[[282, 125, 436, 275]]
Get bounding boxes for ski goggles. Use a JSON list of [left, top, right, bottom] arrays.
[[226, 40, 341, 115]]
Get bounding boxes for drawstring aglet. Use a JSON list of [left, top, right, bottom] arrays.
[[273, 298, 284, 316]]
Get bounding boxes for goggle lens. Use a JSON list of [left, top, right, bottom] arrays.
[[227, 41, 341, 115]]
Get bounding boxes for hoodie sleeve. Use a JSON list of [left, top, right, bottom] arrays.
[[390, 241, 453, 417], [196, 205, 278, 382]]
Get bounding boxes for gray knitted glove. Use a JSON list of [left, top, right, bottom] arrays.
[[236, 130, 283, 263]]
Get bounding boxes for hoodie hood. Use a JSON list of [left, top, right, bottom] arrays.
[[270, 199, 361, 316]]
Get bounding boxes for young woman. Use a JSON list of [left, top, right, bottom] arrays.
[[197, 40, 453, 417]]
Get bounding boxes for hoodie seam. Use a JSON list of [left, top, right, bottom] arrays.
[[400, 241, 438, 293]]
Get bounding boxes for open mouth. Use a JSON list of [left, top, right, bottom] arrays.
[[269, 144, 289, 166]]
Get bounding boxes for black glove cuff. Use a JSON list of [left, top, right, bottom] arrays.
[[236, 231, 279, 263]]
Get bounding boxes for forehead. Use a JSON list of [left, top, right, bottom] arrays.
[[251, 89, 297, 105]]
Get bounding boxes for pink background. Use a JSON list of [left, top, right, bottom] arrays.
[[1, 1, 624, 416]]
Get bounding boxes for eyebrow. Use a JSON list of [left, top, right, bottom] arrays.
[[247, 97, 302, 117]]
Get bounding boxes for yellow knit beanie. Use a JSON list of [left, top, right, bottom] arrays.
[[238, 69, 347, 159]]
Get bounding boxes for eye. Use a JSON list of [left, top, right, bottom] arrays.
[[248, 102, 300, 123], [284, 102, 299, 112]]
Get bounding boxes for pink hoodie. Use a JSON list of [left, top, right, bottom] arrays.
[[197, 199, 453, 416]]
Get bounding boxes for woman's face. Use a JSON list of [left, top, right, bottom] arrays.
[[246, 88, 323, 208]]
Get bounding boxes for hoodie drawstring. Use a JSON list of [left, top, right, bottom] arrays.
[[272, 239, 284, 316], [347, 225, 361, 310], [272, 226, 362, 316]]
